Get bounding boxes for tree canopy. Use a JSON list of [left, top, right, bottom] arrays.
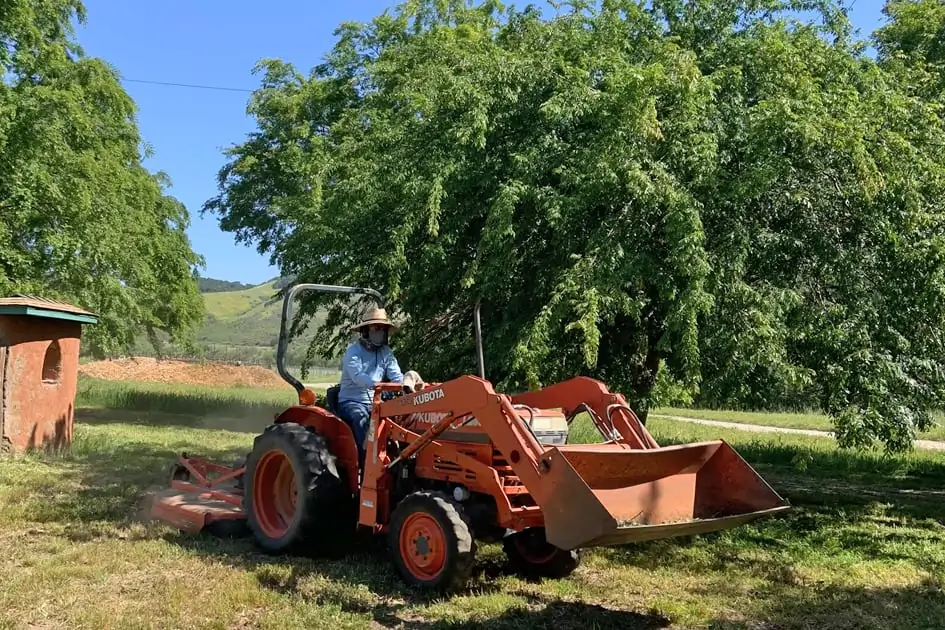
[[0, 0, 205, 356], [205, 0, 945, 452]]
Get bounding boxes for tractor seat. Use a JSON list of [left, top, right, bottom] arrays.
[[324, 384, 340, 415]]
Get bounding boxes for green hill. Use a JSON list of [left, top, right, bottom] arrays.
[[126, 277, 336, 369], [197, 278, 255, 293], [200, 279, 287, 345], [196, 277, 332, 364]]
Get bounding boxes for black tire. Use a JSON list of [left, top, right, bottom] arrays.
[[503, 527, 580, 579], [388, 491, 476, 593], [233, 451, 249, 490], [243, 422, 353, 556], [168, 462, 190, 484]]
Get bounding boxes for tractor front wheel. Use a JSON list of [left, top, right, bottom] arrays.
[[388, 491, 476, 593], [503, 527, 580, 579], [243, 422, 352, 556]]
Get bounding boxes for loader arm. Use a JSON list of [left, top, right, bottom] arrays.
[[370, 376, 788, 551], [509, 376, 659, 449], [373, 376, 548, 480], [356, 377, 555, 530]]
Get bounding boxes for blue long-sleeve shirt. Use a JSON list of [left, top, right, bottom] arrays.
[[338, 340, 404, 405]]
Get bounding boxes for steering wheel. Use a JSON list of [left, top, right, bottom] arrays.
[[376, 380, 415, 403]]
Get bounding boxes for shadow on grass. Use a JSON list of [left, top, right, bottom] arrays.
[[8, 433, 249, 535], [76, 407, 279, 435], [707, 578, 945, 630], [74, 376, 294, 434], [167, 534, 672, 629], [599, 477, 945, 575]]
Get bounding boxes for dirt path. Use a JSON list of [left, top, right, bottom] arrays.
[[651, 414, 945, 452]]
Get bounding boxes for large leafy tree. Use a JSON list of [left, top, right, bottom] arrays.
[[874, 0, 945, 100], [0, 0, 205, 356], [206, 0, 945, 452], [206, 0, 717, 422], [667, 1, 945, 452]]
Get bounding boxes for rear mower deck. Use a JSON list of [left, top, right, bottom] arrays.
[[151, 455, 248, 536]]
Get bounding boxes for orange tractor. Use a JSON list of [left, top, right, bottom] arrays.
[[150, 283, 790, 591]]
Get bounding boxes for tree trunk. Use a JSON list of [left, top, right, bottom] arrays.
[[632, 323, 663, 426]]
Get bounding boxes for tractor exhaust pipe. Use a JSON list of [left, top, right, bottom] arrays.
[[474, 299, 485, 380]]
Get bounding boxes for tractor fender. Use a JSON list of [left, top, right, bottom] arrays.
[[274, 406, 360, 494]]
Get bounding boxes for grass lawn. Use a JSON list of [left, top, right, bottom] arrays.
[[1, 377, 944, 629], [655, 406, 945, 442]]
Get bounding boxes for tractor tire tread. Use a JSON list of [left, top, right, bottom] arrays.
[[389, 490, 476, 593], [245, 421, 352, 556], [502, 528, 581, 579]]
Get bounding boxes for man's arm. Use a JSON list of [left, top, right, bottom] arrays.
[[385, 350, 404, 384], [345, 350, 379, 388]]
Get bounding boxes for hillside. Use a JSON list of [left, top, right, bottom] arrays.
[[200, 279, 287, 345], [125, 277, 336, 368], [197, 278, 255, 293], [197, 277, 329, 356]]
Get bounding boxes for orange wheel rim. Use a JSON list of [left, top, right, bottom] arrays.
[[253, 450, 298, 538], [399, 512, 447, 580]]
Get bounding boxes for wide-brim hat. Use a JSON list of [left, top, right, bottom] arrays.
[[350, 307, 400, 333]]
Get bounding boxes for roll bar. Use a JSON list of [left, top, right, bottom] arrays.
[[277, 283, 386, 393]]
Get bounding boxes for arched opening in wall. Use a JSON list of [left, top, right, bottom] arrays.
[[42, 340, 62, 384]]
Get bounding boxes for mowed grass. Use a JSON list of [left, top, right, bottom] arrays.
[[0, 378, 943, 629], [654, 406, 945, 442]]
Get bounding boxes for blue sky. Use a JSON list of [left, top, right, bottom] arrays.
[[73, 0, 887, 286]]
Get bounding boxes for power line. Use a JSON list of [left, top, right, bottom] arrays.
[[121, 78, 255, 93]]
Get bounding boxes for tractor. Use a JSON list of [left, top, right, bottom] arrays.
[[150, 283, 790, 592]]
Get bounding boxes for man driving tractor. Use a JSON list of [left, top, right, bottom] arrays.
[[337, 307, 421, 468]]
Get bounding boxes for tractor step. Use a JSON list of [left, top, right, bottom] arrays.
[[149, 488, 246, 535]]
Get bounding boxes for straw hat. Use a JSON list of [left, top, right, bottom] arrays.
[[350, 307, 399, 333]]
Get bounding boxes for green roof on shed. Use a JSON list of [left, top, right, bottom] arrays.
[[0, 295, 98, 325]]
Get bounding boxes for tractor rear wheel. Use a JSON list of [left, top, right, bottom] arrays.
[[243, 422, 352, 556], [388, 491, 476, 593], [503, 527, 580, 579]]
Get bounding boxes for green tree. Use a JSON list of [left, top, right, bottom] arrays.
[[875, 0, 945, 99], [0, 0, 205, 356], [206, 0, 717, 422], [665, 1, 945, 452], [205, 0, 945, 452]]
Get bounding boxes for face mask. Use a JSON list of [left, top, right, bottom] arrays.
[[369, 329, 386, 346]]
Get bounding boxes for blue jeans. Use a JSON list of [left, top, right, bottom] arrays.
[[337, 400, 371, 471]]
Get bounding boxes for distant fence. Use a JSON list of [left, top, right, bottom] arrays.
[[84, 346, 341, 378]]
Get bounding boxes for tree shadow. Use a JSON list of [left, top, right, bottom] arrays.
[[367, 598, 671, 629], [76, 406, 277, 434], [7, 432, 248, 538], [707, 578, 945, 630], [163, 533, 671, 629], [598, 480, 945, 574], [75, 377, 293, 430]]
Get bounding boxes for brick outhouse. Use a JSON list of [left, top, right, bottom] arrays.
[[0, 296, 98, 455]]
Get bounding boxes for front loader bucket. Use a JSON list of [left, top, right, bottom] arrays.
[[536, 441, 790, 551]]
